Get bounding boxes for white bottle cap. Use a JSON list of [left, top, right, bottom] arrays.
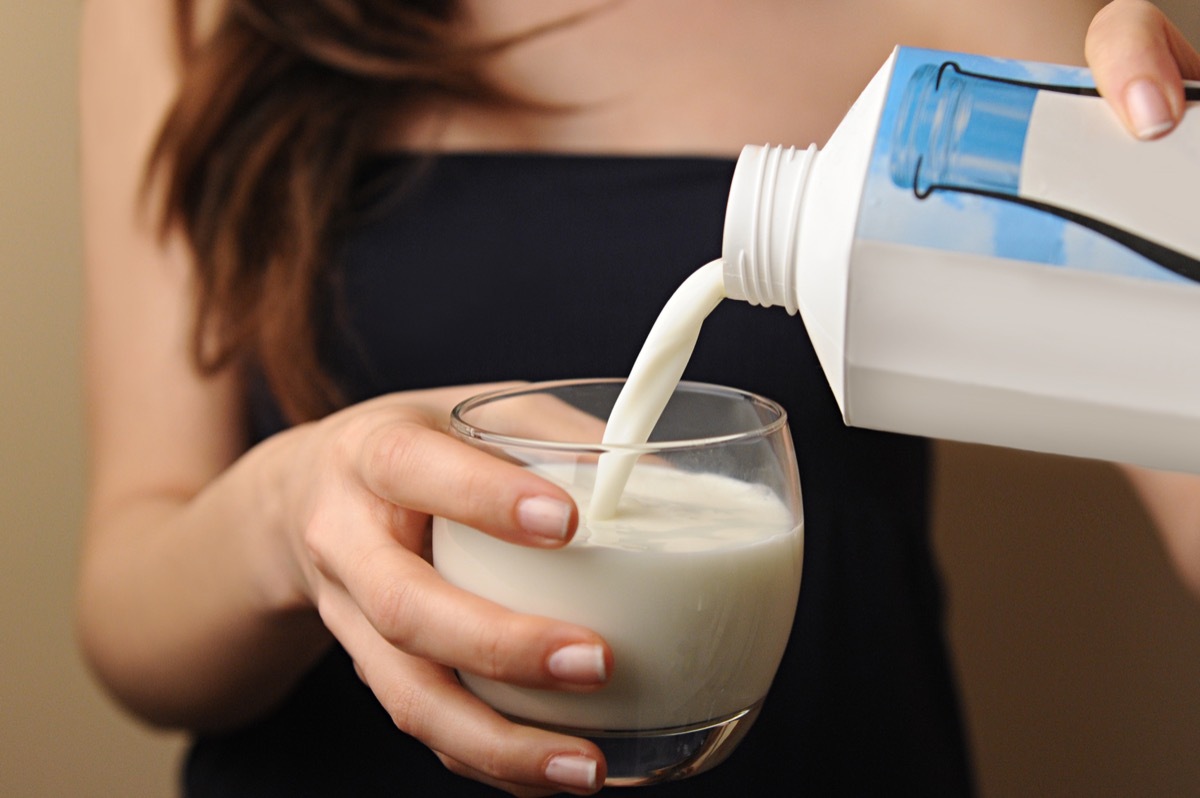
[[722, 143, 817, 315]]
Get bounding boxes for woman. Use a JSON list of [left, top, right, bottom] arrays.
[[78, 0, 1200, 795]]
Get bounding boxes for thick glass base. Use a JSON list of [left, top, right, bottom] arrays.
[[529, 700, 763, 787]]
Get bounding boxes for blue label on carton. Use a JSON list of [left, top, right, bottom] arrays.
[[857, 48, 1199, 285]]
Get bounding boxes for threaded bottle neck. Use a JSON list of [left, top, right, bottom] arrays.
[[722, 143, 818, 315]]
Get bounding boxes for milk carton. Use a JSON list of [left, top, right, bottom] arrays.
[[723, 47, 1200, 472]]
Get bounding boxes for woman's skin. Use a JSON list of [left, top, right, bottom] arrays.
[[77, 0, 1200, 794]]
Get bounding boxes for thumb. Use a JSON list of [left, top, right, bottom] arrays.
[[1085, 0, 1200, 139]]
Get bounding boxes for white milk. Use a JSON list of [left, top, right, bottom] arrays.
[[433, 462, 802, 731], [588, 260, 726, 518]]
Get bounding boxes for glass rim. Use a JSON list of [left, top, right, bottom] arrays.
[[448, 378, 790, 454]]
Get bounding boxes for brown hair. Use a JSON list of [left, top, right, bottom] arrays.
[[149, 0, 549, 422]]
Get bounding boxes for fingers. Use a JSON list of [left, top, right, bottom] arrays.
[[309, 508, 610, 688], [320, 580, 606, 795], [437, 752, 603, 798], [1086, 0, 1200, 139], [297, 389, 613, 792], [304, 401, 613, 689], [352, 412, 580, 548]]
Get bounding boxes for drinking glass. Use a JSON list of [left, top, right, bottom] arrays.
[[432, 379, 803, 786]]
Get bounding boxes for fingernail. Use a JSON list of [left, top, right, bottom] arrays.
[[516, 496, 572, 541], [548, 643, 607, 683], [545, 754, 599, 791], [1125, 78, 1174, 139]]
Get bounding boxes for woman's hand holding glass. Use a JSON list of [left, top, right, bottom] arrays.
[[260, 386, 611, 795]]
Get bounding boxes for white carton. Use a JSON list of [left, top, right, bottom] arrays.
[[724, 47, 1200, 472]]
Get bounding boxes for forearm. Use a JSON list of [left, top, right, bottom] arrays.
[[77, 430, 330, 731], [1087, 0, 1200, 596], [1118, 464, 1200, 596]]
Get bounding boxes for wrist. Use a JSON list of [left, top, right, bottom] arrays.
[[237, 422, 323, 616]]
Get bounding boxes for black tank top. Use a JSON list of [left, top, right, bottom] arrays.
[[184, 153, 973, 796]]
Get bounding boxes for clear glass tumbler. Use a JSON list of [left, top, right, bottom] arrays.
[[432, 379, 803, 786]]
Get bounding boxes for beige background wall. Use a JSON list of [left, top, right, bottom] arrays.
[[0, 3, 186, 796], [3, 3, 1199, 796]]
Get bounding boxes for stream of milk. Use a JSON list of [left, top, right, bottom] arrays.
[[587, 258, 727, 519]]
